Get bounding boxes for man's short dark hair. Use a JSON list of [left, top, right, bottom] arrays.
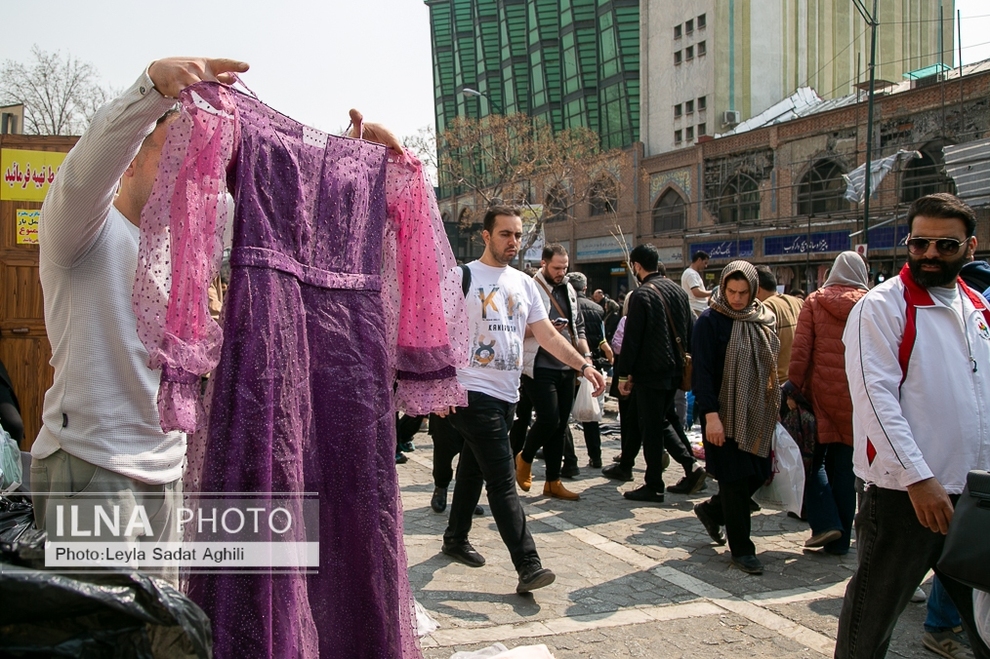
[[141, 108, 180, 149], [483, 204, 522, 234], [692, 251, 710, 263], [542, 243, 568, 261], [755, 265, 777, 291], [907, 193, 977, 237], [629, 243, 660, 272]]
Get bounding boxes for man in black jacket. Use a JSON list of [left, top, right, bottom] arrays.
[[606, 244, 706, 502]]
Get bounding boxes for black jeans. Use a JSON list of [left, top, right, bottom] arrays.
[[580, 422, 601, 462], [666, 408, 695, 475], [443, 391, 540, 571], [429, 413, 463, 489], [834, 486, 990, 659], [395, 413, 424, 449], [521, 368, 576, 482], [699, 475, 765, 557], [618, 393, 641, 467], [623, 385, 694, 492], [509, 385, 533, 456]]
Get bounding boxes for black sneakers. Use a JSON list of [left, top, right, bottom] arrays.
[[516, 563, 556, 594], [731, 555, 764, 575], [430, 486, 447, 513], [623, 485, 665, 503], [667, 467, 707, 494], [441, 542, 486, 568], [560, 463, 581, 478], [601, 464, 633, 482], [693, 502, 726, 545]]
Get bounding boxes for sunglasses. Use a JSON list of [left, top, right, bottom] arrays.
[[906, 237, 969, 256]]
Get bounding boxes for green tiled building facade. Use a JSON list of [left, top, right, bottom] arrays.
[[426, 0, 640, 151]]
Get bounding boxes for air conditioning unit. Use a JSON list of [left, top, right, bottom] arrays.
[[722, 110, 740, 126]]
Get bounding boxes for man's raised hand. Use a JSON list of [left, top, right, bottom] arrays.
[[149, 58, 250, 99]]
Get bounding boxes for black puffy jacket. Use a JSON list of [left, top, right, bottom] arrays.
[[614, 273, 693, 389], [577, 295, 606, 359]]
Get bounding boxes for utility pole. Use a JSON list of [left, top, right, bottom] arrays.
[[853, 0, 879, 241]]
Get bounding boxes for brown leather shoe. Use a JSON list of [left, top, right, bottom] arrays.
[[515, 453, 532, 492], [543, 479, 580, 501]]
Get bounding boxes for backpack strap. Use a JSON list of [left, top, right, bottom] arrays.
[[459, 264, 471, 298]]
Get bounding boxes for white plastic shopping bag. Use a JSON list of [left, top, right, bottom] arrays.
[[571, 375, 602, 423], [451, 644, 555, 659], [753, 422, 806, 515]]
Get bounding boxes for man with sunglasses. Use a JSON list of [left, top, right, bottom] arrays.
[[836, 193, 990, 659]]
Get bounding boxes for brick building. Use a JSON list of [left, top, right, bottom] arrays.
[[619, 60, 990, 295]]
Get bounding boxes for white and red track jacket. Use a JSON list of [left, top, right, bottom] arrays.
[[843, 264, 990, 494]]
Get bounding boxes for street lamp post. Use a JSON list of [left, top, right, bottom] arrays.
[[462, 87, 502, 115], [853, 0, 880, 242]]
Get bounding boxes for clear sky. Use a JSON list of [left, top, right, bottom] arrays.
[[0, 0, 438, 140], [0, 0, 988, 141]]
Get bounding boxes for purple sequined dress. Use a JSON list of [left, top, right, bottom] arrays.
[[133, 82, 468, 658]]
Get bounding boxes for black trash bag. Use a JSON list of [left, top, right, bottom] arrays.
[[0, 495, 44, 567], [0, 565, 212, 658], [0, 494, 212, 658]]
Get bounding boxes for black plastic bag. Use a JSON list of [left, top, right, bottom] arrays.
[[0, 494, 212, 658], [0, 565, 212, 658]]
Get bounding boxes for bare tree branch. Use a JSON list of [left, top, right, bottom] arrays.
[[0, 45, 115, 136], [437, 113, 625, 265]]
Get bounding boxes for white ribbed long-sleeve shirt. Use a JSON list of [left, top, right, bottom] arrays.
[[33, 69, 185, 484]]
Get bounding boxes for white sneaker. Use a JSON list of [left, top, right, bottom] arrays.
[[911, 586, 928, 603]]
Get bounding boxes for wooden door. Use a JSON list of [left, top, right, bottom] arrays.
[[0, 134, 77, 450]]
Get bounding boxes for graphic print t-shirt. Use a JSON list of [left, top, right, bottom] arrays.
[[457, 261, 547, 403]]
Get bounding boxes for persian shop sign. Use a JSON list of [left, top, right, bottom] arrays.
[[764, 231, 851, 256], [1, 149, 67, 202], [688, 239, 754, 260]]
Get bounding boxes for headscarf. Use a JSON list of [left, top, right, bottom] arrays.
[[709, 260, 781, 458], [824, 251, 869, 290]]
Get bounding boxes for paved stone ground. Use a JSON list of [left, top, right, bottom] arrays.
[[399, 417, 935, 659]]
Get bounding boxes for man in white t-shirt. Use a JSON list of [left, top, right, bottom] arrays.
[[440, 205, 606, 594], [681, 250, 712, 317]]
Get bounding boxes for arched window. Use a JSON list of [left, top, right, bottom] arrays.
[[901, 148, 956, 203], [652, 190, 686, 233], [797, 160, 847, 215], [545, 185, 569, 223], [589, 176, 618, 216], [718, 174, 761, 224]]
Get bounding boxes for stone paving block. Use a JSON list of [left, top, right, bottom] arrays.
[[401, 427, 946, 659]]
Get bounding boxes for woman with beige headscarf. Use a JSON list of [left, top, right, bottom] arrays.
[[691, 261, 780, 575]]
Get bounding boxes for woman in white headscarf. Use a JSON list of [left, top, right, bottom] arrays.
[[787, 251, 869, 554], [691, 260, 780, 575]]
